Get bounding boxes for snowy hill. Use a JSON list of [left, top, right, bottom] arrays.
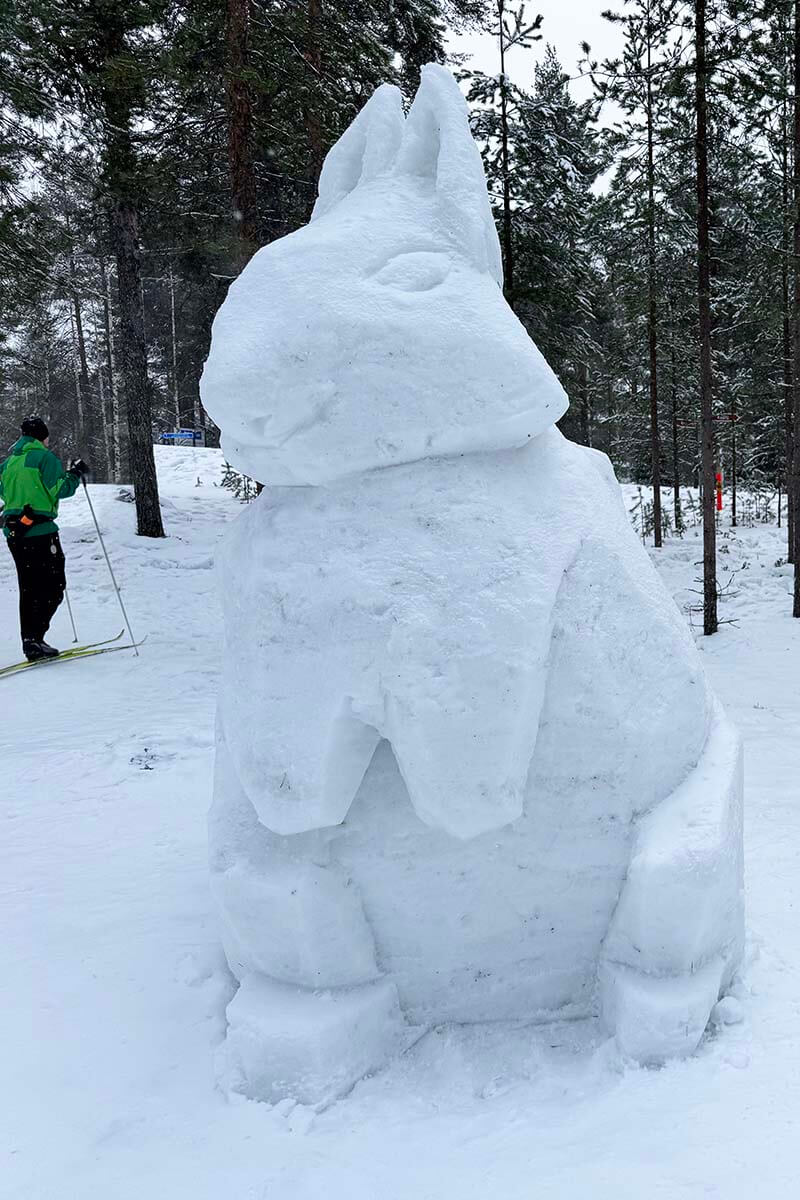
[[3, 449, 800, 1198]]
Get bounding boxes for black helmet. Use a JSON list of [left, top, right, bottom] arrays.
[[21, 416, 49, 441]]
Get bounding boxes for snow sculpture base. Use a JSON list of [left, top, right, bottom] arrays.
[[211, 690, 743, 1103], [220, 977, 410, 1106]]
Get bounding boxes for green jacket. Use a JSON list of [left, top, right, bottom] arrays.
[[0, 437, 80, 539]]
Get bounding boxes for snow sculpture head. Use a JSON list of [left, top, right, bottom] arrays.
[[201, 65, 568, 485]]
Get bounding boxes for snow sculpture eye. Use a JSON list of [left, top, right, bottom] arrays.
[[371, 251, 451, 293]]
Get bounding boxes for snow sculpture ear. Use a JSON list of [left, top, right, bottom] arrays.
[[312, 84, 405, 221], [396, 64, 503, 285]]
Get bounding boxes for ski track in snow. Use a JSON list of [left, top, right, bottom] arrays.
[[2, 449, 799, 1199]]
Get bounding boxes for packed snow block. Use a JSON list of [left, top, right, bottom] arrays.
[[210, 732, 380, 989], [222, 976, 409, 1106], [599, 957, 728, 1064], [602, 702, 744, 977], [211, 859, 380, 989]]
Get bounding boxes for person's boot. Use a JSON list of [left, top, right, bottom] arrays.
[[22, 640, 60, 662]]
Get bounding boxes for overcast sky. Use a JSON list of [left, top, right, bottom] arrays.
[[449, 1, 626, 103]]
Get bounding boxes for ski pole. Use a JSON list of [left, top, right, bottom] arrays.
[[81, 478, 139, 657], [64, 586, 79, 643]]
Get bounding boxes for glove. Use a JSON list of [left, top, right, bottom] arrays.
[[69, 458, 90, 480]]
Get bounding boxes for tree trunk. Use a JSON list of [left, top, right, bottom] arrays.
[[169, 263, 181, 428], [100, 17, 164, 537], [63, 187, 109, 482], [68, 306, 84, 456], [646, 5, 663, 548], [43, 353, 52, 426], [782, 85, 794, 558], [91, 298, 113, 477], [112, 199, 165, 535], [498, 2, 515, 308], [578, 360, 590, 445], [70, 266, 90, 444], [670, 300, 682, 532], [304, 0, 325, 191], [62, 193, 90, 462], [605, 374, 614, 459], [100, 255, 122, 483], [792, 0, 800, 614], [226, 0, 259, 266], [731, 391, 737, 528], [96, 336, 113, 479], [695, 0, 717, 635], [72, 285, 109, 482]]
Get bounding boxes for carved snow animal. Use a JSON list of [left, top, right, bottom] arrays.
[[200, 65, 744, 1105]]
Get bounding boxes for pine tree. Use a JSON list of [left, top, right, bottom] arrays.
[[467, 44, 602, 438], [9, 0, 167, 535], [95, 4, 166, 536], [592, 1, 685, 546], [465, 2, 542, 309]]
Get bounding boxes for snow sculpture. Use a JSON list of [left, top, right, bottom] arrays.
[[201, 65, 744, 1105]]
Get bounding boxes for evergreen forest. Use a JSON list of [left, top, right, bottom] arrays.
[[3, 0, 800, 628]]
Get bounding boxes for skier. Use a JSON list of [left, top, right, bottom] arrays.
[[0, 417, 88, 661]]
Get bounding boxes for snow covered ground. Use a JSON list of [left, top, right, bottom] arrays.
[[3, 447, 800, 1199]]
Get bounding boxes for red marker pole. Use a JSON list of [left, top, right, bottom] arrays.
[[716, 470, 723, 512]]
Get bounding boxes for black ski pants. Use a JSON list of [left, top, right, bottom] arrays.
[[6, 532, 66, 645]]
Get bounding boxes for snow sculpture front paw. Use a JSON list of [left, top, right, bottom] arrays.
[[600, 702, 744, 1062]]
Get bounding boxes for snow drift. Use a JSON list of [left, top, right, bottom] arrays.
[[201, 64, 744, 1105]]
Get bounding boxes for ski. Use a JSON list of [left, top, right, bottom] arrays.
[[0, 629, 125, 677], [0, 634, 143, 679]]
